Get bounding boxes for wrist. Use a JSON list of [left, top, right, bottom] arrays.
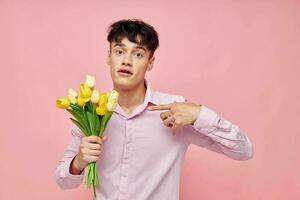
[[191, 104, 202, 125], [69, 155, 84, 175]]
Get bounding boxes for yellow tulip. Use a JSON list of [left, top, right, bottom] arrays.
[[99, 93, 108, 105], [79, 83, 92, 102], [96, 93, 108, 115], [77, 96, 86, 107], [56, 98, 70, 109], [96, 107, 107, 115], [107, 90, 119, 111]]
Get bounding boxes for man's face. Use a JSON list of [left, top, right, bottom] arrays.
[[107, 36, 154, 91]]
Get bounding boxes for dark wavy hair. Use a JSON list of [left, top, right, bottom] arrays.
[[107, 19, 159, 58]]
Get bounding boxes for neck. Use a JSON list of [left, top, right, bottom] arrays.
[[114, 80, 147, 110]]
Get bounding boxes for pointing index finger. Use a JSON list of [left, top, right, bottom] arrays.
[[148, 103, 172, 111]]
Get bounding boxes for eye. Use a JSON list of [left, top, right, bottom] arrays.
[[135, 52, 144, 58], [115, 49, 124, 55]]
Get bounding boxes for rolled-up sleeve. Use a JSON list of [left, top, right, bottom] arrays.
[[183, 105, 254, 161], [54, 126, 85, 189]]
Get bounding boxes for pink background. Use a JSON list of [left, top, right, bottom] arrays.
[[1, 0, 300, 199]]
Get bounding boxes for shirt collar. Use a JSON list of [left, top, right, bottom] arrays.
[[144, 79, 159, 106], [114, 79, 159, 118]]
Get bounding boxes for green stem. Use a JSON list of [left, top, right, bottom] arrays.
[[93, 163, 97, 197]]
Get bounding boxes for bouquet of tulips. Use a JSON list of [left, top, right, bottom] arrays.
[[56, 75, 119, 197]]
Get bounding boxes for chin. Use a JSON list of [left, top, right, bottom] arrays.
[[113, 79, 134, 91]]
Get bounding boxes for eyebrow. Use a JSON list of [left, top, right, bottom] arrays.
[[113, 43, 147, 52]]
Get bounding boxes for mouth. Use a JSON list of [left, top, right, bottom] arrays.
[[117, 68, 133, 76]]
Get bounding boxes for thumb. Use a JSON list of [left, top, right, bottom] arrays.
[[102, 135, 108, 142], [171, 124, 178, 135]]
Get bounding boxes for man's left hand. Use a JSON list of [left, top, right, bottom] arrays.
[[148, 102, 202, 135]]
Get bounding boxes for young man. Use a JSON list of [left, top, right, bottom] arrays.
[[55, 19, 253, 200]]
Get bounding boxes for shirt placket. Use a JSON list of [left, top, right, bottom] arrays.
[[115, 101, 150, 200], [118, 117, 131, 200]]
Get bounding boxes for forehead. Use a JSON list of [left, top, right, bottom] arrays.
[[110, 37, 149, 51]]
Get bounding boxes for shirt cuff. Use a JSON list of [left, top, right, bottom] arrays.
[[63, 156, 85, 180], [192, 105, 219, 135]]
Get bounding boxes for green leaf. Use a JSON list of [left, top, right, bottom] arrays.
[[103, 112, 113, 128], [86, 102, 94, 113], [67, 109, 81, 122], [67, 109, 89, 133], [70, 118, 89, 136], [94, 115, 100, 135], [69, 104, 89, 124], [70, 103, 83, 113], [91, 106, 101, 136], [87, 112, 96, 135], [69, 109, 82, 119], [99, 111, 113, 136], [82, 111, 91, 135]]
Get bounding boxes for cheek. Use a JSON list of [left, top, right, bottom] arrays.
[[110, 55, 122, 65], [109, 59, 121, 72], [110, 59, 118, 67], [134, 65, 148, 77]]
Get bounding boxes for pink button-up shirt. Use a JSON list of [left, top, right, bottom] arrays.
[[55, 80, 253, 200]]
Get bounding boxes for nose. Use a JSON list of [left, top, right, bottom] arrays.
[[122, 52, 132, 67]]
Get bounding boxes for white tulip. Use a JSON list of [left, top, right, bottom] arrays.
[[107, 90, 119, 111], [67, 94, 77, 104], [68, 88, 78, 97], [91, 90, 100, 104], [107, 102, 116, 112], [85, 75, 96, 88]]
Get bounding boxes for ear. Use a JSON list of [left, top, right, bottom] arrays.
[[106, 50, 111, 66], [147, 57, 155, 71]]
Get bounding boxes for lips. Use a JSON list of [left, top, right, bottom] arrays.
[[117, 68, 133, 75]]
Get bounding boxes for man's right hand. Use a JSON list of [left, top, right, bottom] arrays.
[[70, 135, 108, 175]]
